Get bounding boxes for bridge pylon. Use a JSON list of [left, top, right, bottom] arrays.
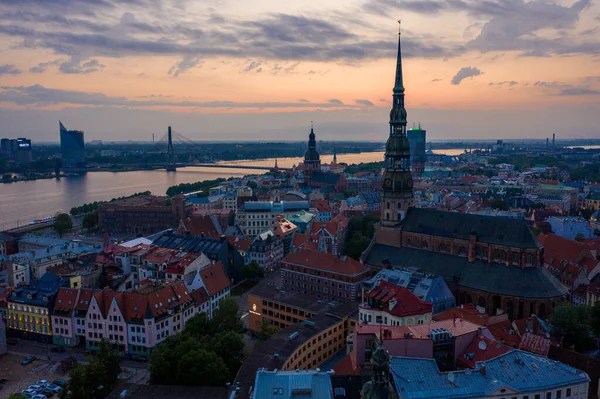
[[166, 125, 176, 171]]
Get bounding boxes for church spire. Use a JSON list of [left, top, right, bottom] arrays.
[[380, 21, 414, 226], [394, 20, 405, 95]]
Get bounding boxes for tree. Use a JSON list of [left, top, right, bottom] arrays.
[[574, 232, 585, 242], [212, 297, 244, 333], [60, 339, 121, 399], [489, 199, 509, 210], [592, 301, 600, 336], [82, 210, 99, 231], [549, 302, 595, 352], [54, 213, 73, 237], [177, 349, 229, 386], [243, 261, 264, 280], [7, 394, 26, 399], [259, 318, 279, 341], [247, 181, 258, 189]]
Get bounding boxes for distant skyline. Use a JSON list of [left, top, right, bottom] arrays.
[[0, 0, 599, 141]]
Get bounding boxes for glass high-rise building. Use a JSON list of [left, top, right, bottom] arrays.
[[59, 121, 86, 169], [407, 127, 426, 175]]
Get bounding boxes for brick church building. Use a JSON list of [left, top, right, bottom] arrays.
[[363, 26, 566, 320]]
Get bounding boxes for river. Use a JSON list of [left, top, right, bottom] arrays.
[[0, 149, 467, 230]]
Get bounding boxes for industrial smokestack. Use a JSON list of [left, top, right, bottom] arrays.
[[546, 138, 549, 148], [552, 133, 555, 147]]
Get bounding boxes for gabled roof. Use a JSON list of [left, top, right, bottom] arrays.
[[190, 287, 210, 306], [75, 289, 96, 312], [364, 280, 432, 317], [284, 250, 370, 276], [199, 262, 231, 297], [487, 319, 521, 347], [401, 208, 541, 249], [53, 288, 79, 314]]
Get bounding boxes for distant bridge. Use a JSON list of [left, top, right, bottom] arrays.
[[153, 163, 292, 171], [156, 126, 291, 172]]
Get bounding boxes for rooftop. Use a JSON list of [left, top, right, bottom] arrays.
[[363, 280, 432, 318], [401, 208, 541, 249], [391, 350, 590, 399], [253, 369, 334, 399], [284, 250, 370, 277], [250, 283, 330, 314], [365, 245, 567, 299]]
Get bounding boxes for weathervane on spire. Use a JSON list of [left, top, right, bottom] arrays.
[[311, 120, 314, 129], [398, 19, 401, 35]]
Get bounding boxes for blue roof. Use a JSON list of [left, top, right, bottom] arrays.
[[244, 200, 309, 212], [390, 350, 590, 399], [9, 273, 69, 307], [253, 369, 334, 399]]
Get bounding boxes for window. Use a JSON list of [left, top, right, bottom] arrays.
[[557, 390, 562, 399], [566, 388, 571, 397], [546, 393, 551, 399]]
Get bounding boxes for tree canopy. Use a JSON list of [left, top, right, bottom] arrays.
[[343, 214, 380, 260], [149, 298, 245, 387], [549, 302, 596, 352], [54, 213, 73, 237], [59, 339, 121, 399], [243, 261, 264, 280]]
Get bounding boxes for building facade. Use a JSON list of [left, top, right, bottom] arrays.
[[407, 127, 426, 176], [59, 121, 86, 169], [7, 274, 69, 343], [359, 280, 433, 327], [98, 195, 186, 236], [280, 251, 371, 303], [235, 201, 310, 237]]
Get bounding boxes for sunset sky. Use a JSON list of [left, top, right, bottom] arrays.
[[0, 0, 599, 142]]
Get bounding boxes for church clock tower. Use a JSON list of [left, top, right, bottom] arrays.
[[381, 21, 414, 226]]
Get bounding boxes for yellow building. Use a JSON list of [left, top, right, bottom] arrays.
[[7, 274, 67, 343]]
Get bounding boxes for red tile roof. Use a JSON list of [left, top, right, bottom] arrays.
[[75, 289, 96, 312], [200, 262, 231, 297], [312, 199, 332, 213], [144, 281, 193, 318], [433, 304, 492, 326], [333, 353, 360, 375], [292, 233, 319, 252], [190, 287, 210, 306], [518, 332, 551, 356], [283, 250, 370, 276], [538, 233, 591, 264], [226, 236, 251, 252], [487, 319, 521, 347], [457, 336, 511, 369], [53, 288, 79, 314], [364, 280, 432, 317], [177, 215, 220, 238]]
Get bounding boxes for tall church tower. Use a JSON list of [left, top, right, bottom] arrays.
[[381, 22, 414, 226], [303, 122, 321, 186]]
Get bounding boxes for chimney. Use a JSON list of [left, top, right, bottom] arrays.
[[552, 133, 555, 147], [477, 327, 483, 338], [479, 365, 486, 376]]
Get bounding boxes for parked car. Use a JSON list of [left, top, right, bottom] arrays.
[[36, 380, 49, 386], [52, 379, 66, 387], [0, 378, 7, 384], [47, 384, 62, 393], [21, 356, 36, 365], [50, 346, 65, 353], [31, 394, 48, 399], [28, 384, 42, 391]]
